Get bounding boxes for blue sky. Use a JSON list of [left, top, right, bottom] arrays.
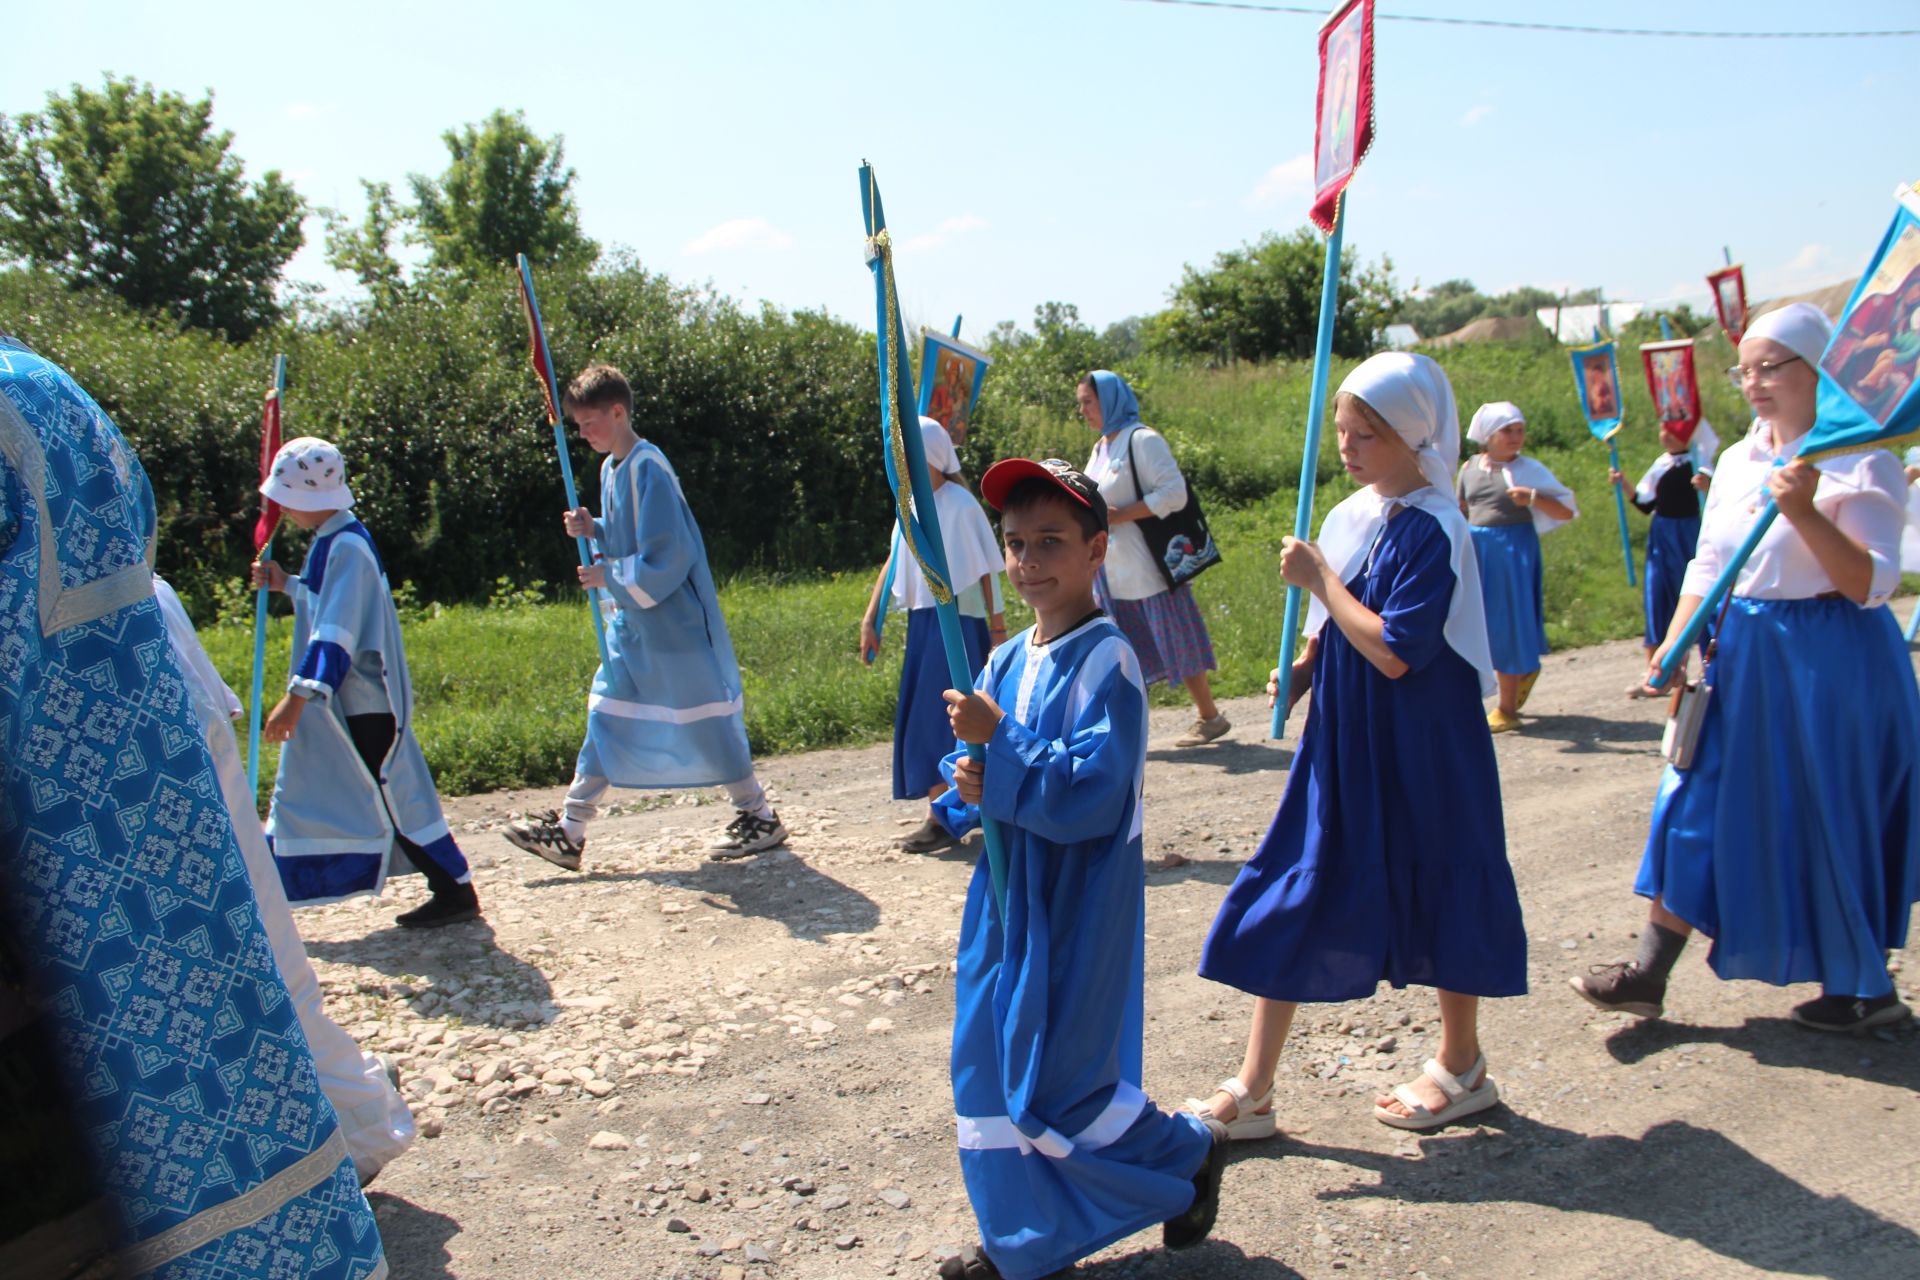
[[4, 1, 1912, 334]]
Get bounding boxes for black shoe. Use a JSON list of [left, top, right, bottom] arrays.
[[709, 810, 788, 860], [898, 817, 956, 854], [503, 809, 584, 871], [1790, 991, 1910, 1033], [396, 888, 481, 929], [1568, 961, 1666, 1018], [1163, 1115, 1229, 1250]]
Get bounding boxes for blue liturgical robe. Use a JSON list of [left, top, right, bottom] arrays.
[[0, 337, 385, 1278], [933, 615, 1210, 1280], [268, 511, 468, 904], [577, 441, 755, 788]]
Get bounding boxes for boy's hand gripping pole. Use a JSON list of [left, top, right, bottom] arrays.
[[517, 254, 613, 669], [862, 164, 1009, 918]]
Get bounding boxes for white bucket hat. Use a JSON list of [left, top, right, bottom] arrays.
[[261, 436, 354, 512]]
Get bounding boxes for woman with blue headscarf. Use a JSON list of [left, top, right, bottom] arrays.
[[1079, 371, 1228, 746]]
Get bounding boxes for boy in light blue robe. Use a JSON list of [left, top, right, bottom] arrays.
[[253, 437, 479, 928], [505, 364, 786, 869], [0, 337, 386, 1278], [930, 459, 1227, 1280]]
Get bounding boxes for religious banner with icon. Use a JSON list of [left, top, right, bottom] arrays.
[[915, 330, 992, 439], [1707, 264, 1749, 347], [1569, 341, 1625, 440], [1820, 185, 1920, 429], [1310, 0, 1376, 234], [1639, 338, 1703, 444]]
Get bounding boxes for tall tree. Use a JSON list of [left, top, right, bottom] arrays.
[[322, 179, 408, 303], [409, 109, 595, 275], [0, 76, 304, 339], [1152, 228, 1401, 366]]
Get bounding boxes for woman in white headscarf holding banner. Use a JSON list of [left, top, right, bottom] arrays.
[[1574, 303, 1920, 1034], [1195, 354, 1527, 1137], [860, 417, 1005, 854], [1457, 403, 1578, 732]]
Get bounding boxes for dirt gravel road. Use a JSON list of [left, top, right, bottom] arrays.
[[295, 637, 1920, 1280]]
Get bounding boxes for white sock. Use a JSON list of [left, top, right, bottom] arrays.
[[560, 816, 588, 844], [722, 777, 775, 822]]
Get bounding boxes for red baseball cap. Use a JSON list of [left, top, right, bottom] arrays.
[[980, 457, 1108, 530]]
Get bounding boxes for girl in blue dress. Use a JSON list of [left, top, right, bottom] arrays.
[[1574, 304, 1919, 1033], [1457, 402, 1577, 732], [1612, 423, 1714, 698], [1194, 354, 1528, 1134]]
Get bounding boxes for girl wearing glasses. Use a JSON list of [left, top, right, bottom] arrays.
[[1574, 303, 1919, 1034]]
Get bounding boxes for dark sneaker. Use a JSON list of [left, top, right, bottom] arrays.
[[898, 817, 956, 854], [503, 810, 584, 871], [1569, 961, 1666, 1018], [1163, 1115, 1230, 1250], [709, 811, 788, 860], [396, 887, 481, 929], [1790, 992, 1910, 1034]]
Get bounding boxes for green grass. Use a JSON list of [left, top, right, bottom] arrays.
[[201, 337, 1777, 799]]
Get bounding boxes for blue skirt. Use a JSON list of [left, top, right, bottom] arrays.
[[1199, 640, 1528, 1002], [1470, 523, 1547, 676], [1636, 598, 1920, 997], [893, 607, 990, 800], [1642, 514, 1701, 649]]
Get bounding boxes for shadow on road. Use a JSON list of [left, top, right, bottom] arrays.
[[1269, 1113, 1917, 1278], [629, 854, 883, 942], [305, 922, 555, 1028], [367, 1191, 458, 1279], [1076, 1237, 1307, 1277], [1603, 1014, 1920, 1089], [1512, 712, 1663, 755], [1147, 740, 1293, 778]]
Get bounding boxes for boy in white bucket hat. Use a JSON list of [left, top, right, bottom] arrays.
[[251, 436, 481, 928]]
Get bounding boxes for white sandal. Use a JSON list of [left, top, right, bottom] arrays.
[[1373, 1055, 1499, 1131], [1184, 1076, 1278, 1142]]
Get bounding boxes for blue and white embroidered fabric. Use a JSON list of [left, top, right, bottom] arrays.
[[0, 338, 386, 1279]]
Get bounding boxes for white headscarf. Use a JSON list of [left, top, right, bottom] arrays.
[[1746, 302, 1833, 365], [1308, 354, 1495, 695], [1467, 401, 1524, 446], [890, 418, 1001, 611], [917, 416, 960, 477], [1338, 353, 1460, 494]]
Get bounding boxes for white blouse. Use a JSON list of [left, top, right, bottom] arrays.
[[1680, 419, 1905, 606], [1084, 424, 1188, 601]]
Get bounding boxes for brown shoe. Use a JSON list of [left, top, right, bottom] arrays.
[[898, 818, 956, 854], [1174, 714, 1231, 747]]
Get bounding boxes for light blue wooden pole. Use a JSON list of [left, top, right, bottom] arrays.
[[1610, 437, 1637, 587], [517, 254, 612, 670], [1655, 497, 1777, 688], [875, 316, 965, 655], [1904, 597, 1920, 644], [862, 164, 1008, 916], [246, 353, 287, 798], [1270, 205, 1346, 738]]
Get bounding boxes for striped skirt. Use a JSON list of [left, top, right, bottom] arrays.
[[1093, 573, 1216, 686]]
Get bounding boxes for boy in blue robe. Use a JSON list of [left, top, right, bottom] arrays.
[[505, 364, 786, 868], [930, 459, 1228, 1280], [253, 437, 479, 928]]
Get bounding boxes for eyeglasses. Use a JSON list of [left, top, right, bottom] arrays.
[[1726, 355, 1804, 389]]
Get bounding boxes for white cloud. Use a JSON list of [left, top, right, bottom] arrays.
[[902, 213, 989, 253], [682, 217, 795, 255], [1246, 154, 1312, 208], [1460, 104, 1494, 127], [1748, 242, 1851, 298]]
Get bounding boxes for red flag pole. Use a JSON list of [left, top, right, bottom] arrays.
[[246, 353, 287, 796]]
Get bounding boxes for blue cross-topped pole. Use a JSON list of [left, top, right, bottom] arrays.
[[861, 164, 1008, 917]]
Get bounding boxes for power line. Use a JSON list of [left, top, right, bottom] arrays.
[[1122, 0, 1920, 39]]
